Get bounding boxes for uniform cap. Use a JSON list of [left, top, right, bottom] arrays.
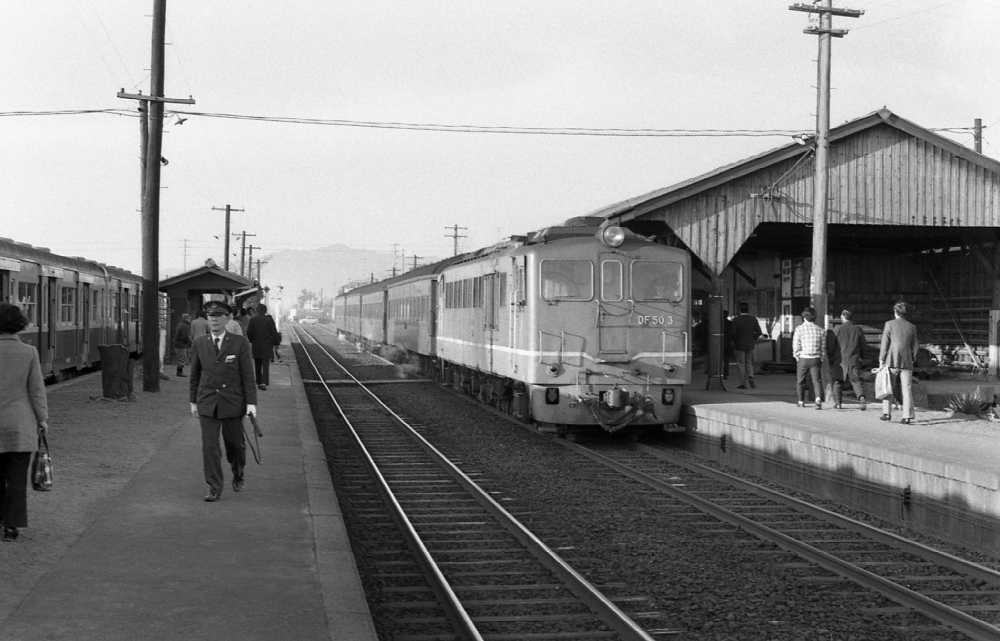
[[203, 300, 233, 315]]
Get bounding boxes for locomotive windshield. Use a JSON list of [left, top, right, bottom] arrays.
[[632, 261, 684, 302], [540, 260, 593, 301]]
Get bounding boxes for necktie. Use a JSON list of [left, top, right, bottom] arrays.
[[214, 337, 221, 353]]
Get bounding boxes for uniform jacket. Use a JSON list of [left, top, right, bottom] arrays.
[[833, 320, 867, 369], [189, 332, 258, 419], [730, 314, 762, 352], [879, 317, 919, 369], [246, 314, 281, 359], [0, 335, 48, 453]]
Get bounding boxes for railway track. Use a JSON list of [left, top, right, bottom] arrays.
[[292, 325, 678, 640], [562, 439, 1000, 640]]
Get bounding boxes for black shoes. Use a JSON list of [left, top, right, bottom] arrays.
[[3, 526, 20, 542], [880, 414, 891, 421], [900, 418, 913, 425], [859, 396, 867, 411], [748, 378, 755, 389], [176, 369, 186, 377], [233, 477, 244, 492], [204, 490, 222, 502], [737, 385, 747, 389], [257, 384, 267, 391]]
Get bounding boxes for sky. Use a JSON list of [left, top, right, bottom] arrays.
[[2, 0, 998, 281]]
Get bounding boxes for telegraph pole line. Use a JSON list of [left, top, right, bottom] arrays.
[[247, 245, 261, 280], [790, 1, 862, 328], [974, 118, 984, 153], [235, 232, 256, 277], [410, 255, 422, 271], [116, 0, 195, 393], [212, 204, 243, 271], [445, 224, 467, 256]]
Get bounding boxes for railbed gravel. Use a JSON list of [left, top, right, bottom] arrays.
[[363, 380, 976, 641]]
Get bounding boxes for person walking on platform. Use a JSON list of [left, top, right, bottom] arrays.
[[792, 306, 825, 410], [246, 303, 281, 391], [0, 303, 49, 542], [879, 301, 919, 424], [189, 300, 257, 502], [190, 310, 210, 340], [722, 310, 734, 380], [826, 327, 843, 408], [173, 313, 192, 377], [834, 309, 868, 411], [731, 302, 762, 389]]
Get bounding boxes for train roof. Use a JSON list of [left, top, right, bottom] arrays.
[[336, 216, 655, 297], [0, 237, 139, 281]]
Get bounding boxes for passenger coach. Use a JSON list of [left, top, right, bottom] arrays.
[[0, 238, 143, 381]]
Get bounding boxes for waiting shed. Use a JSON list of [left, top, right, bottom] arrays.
[[597, 109, 1000, 372]]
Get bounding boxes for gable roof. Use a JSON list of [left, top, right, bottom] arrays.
[[159, 263, 253, 293]]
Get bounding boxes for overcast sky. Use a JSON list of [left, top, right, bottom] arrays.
[[2, 1, 997, 278]]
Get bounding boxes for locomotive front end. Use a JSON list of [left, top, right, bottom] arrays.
[[522, 223, 691, 434]]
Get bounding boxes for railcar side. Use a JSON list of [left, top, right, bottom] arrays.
[[0, 238, 142, 381]]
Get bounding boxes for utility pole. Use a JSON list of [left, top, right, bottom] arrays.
[[255, 260, 267, 285], [182, 238, 188, 271], [116, 0, 195, 393], [247, 245, 261, 280], [790, 1, 862, 327], [235, 231, 256, 277], [212, 204, 243, 271], [974, 118, 984, 153], [410, 255, 422, 271], [445, 224, 467, 256]]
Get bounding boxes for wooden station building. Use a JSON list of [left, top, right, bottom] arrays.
[[597, 109, 1000, 372]]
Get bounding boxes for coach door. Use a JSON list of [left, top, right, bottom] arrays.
[[597, 256, 628, 356], [80, 281, 92, 366], [45, 273, 59, 369]]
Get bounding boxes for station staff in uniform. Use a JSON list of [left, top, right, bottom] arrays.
[[188, 300, 257, 502]]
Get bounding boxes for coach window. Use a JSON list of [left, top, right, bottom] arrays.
[[632, 261, 684, 302], [540, 260, 593, 301], [60, 287, 76, 323], [18, 282, 38, 325], [601, 261, 623, 301]]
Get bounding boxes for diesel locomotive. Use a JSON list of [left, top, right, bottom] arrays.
[[336, 217, 691, 436], [0, 237, 143, 381]]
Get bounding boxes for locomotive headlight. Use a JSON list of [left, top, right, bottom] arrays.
[[599, 225, 625, 248]]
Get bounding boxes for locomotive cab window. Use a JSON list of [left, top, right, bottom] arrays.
[[540, 260, 593, 301], [601, 260, 623, 301], [632, 261, 684, 302]]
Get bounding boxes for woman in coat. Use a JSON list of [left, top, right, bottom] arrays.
[[0, 303, 49, 542]]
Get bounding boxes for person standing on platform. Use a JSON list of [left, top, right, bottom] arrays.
[[237, 307, 251, 335], [878, 301, 919, 424], [173, 313, 192, 378], [825, 327, 843, 408], [731, 302, 762, 389], [0, 303, 49, 542], [246, 303, 281, 391], [190, 310, 210, 341], [722, 310, 734, 380], [833, 309, 868, 411], [189, 300, 257, 502], [792, 306, 825, 410]]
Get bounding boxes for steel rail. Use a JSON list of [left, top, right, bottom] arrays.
[[291, 325, 484, 641], [563, 440, 1000, 641], [296, 326, 658, 641]]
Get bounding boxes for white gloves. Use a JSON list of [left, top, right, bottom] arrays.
[[246, 404, 257, 418]]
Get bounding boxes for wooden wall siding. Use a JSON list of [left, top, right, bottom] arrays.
[[649, 123, 1000, 276]]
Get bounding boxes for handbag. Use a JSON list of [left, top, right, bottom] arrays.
[[874, 367, 903, 402], [31, 432, 53, 492]]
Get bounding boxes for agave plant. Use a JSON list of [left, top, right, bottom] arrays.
[[947, 392, 990, 416]]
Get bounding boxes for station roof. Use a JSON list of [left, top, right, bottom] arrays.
[[159, 260, 253, 294], [594, 109, 1000, 275]]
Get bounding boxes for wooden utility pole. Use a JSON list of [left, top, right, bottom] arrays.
[[790, 2, 862, 327], [445, 224, 467, 256], [974, 118, 984, 153], [117, 0, 195, 393], [235, 231, 256, 277], [410, 255, 422, 271], [212, 205, 244, 271], [247, 245, 261, 280]]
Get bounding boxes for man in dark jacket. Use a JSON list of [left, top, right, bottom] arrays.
[[246, 303, 281, 391], [189, 300, 257, 502], [833, 309, 868, 410], [730, 302, 762, 389], [173, 313, 192, 377]]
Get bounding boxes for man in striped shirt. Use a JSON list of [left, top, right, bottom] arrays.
[[792, 306, 825, 409]]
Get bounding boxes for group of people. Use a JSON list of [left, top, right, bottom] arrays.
[[793, 301, 919, 423], [175, 301, 282, 501]]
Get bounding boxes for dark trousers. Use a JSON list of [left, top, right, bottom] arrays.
[[254, 357, 271, 386], [0, 452, 31, 528], [796, 357, 823, 403], [199, 415, 246, 493], [844, 363, 865, 398]]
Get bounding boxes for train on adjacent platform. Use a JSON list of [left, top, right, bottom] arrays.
[[0, 237, 143, 381], [336, 217, 692, 436]]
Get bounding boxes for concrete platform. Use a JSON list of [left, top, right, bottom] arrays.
[[678, 369, 1000, 556], [0, 358, 377, 641]]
